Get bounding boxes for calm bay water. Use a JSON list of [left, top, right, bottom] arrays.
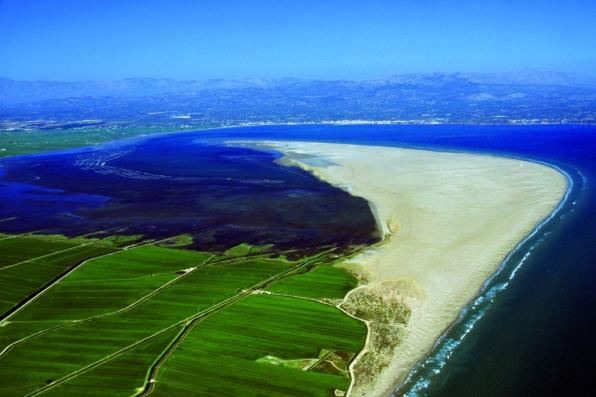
[[195, 124, 595, 397]]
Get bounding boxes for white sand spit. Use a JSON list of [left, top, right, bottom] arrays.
[[263, 141, 567, 397]]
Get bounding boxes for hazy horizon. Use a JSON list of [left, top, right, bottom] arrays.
[[1, 69, 595, 84], [1, 0, 595, 81]]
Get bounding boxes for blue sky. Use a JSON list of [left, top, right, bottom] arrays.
[[0, 0, 594, 81]]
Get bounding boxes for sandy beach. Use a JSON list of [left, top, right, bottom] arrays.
[[261, 141, 567, 397]]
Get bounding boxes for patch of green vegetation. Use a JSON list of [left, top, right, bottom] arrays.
[[223, 243, 277, 257], [63, 245, 211, 283], [0, 127, 199, 159], [247, 243, 274, 254], [99, 234, 145, 247], [157, 234, 194, 248], [152, 295, 366, 397], [268, 265, 358, 300], [224, 242, 253, 256]]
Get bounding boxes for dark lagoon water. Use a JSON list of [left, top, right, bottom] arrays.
[[2, 124, 595, 396], [0, 133, 379, 251]]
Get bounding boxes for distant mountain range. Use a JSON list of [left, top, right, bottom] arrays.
[[1, 71, 595, 128], [1, 70, 594, 105]]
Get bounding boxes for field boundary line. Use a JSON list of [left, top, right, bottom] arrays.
[[0, 246, 123, 323], [0, 243, 94, 272], [0, 230, 43, 242]]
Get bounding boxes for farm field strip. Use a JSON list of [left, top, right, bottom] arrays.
[[0, 243, 96, 271], [41, 327, 186, 397], [0, 235, 83, 268], [268, 264, 359, 299], [20, 250, 332, 396]]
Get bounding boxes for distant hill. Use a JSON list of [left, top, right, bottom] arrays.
[[0, 77, 303, 105], [1, 71, 595, 127], [2, 71, 594, 105]]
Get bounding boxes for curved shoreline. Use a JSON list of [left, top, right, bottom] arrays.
[[396, 161, 574, 396], [260, 141, 568, 397]]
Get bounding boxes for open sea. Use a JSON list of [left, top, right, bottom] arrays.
[[2, 123, 595, 396]]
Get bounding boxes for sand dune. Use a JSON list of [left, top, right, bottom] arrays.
[[263, 141, 567, 397]]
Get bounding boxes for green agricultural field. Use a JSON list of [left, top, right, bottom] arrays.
[[268, 265, 359, 300], [0, 244, 117, 317], [0, 234, 120, 317], [42, 327, 183, 397], [150, 295, 366, 397], [0, 127, 200, 159], [0, 235, 366, 397], [0, 234, 82, 268]]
